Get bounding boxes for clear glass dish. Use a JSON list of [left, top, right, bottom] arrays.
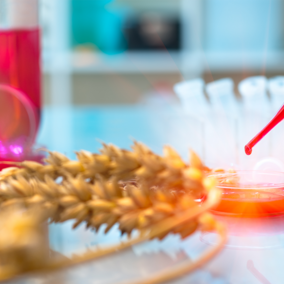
[[209, 170, 284, 217]]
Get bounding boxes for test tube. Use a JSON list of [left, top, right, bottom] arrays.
[[206, 78, 239, 117], [173, 78, 209, 117], [238, 76, 269, 114], [173, 79, 208, 162], [238, 77, 271, 167], [203, 79, 239, 168], [267, 76, 284, 162], [268, 76, 284, 111]]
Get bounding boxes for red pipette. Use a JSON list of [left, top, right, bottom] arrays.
[[245, 104, 284, 155]]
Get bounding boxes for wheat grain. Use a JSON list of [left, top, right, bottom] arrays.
[[0, 141, 226, 284]]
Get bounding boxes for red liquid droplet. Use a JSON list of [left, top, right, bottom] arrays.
[[245, 145, 252, 155], [245, 104, 284, 155]]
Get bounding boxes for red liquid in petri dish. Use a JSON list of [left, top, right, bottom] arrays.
[[0, 28, 41, 126], [210, 171, 284, 217], [213, 189, 284, 217]]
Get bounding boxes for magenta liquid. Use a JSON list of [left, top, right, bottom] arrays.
[[0, 27, 41, 123]]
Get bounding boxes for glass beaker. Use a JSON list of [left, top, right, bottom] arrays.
[[0, 0, 41, 126]]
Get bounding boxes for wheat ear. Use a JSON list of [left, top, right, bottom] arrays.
[[0, 141, 225, 284]]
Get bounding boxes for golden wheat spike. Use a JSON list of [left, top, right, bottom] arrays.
[[0, 141, 226, 284]]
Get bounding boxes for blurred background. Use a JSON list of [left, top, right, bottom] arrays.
[[5, 3, 284, 283], [40, 0, 284, 106], [1, 2, 284, 281]]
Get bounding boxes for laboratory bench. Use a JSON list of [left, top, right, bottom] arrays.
[[19, 105, 283, 284]]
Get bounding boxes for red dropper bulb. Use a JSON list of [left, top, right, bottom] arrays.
[[245, 104, 284, 155]]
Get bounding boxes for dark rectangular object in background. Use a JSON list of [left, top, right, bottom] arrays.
[[125, 13, 181, 51]]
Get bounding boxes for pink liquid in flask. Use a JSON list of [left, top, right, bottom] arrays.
[[0, 0, 43, 166], [0, 27, 41, 124]]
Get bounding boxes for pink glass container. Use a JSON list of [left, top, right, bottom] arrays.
[[0, 0, 41, 125], [0, 0, 42, 166]]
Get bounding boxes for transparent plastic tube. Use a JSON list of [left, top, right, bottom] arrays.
[[268, 76, 284, 110], [206, 78, 238, 116], [174, 78, 209, 117], [238, 76, 269, 113]]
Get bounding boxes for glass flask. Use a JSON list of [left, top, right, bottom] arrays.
[[0, 0, 41, 163], [0, 0, 41, 123]]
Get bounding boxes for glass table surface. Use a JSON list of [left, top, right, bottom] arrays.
[[14, 105, 283, 284]]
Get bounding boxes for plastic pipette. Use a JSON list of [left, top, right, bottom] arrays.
[[245, 104, 284, 155]]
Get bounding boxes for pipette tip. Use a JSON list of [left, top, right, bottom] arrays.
[[244, 145, 252, 155]]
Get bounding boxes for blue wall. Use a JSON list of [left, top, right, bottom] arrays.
[[205, 0, 283, 52]]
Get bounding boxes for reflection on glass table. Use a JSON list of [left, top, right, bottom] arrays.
[[33, 106, 284, 284]]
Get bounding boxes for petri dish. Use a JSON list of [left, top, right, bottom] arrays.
[[0, 84, 38, 160], [209, 170, 284, 217]]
